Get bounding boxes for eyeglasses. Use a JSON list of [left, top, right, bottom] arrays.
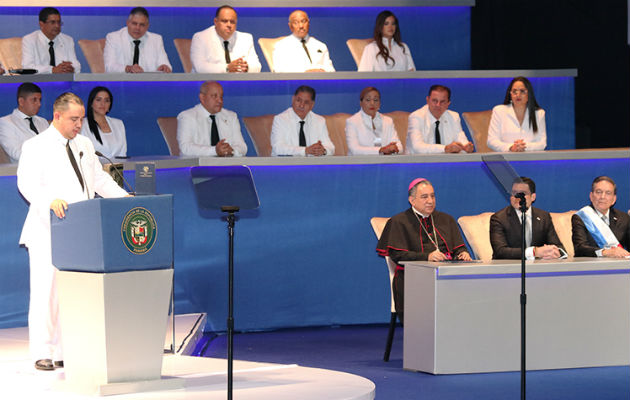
[[593, 189, 614, 197], [510, 89, 528, 95], [511, 191, 531, 197]]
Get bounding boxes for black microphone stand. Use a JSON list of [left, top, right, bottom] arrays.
[[517, 193, 527, 400], [222, 205, 239, 400]]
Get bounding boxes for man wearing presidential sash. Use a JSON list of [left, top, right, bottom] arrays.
[[572, 176, 630, 258]]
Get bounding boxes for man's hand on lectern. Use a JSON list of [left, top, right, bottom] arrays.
[[50, 199, 68, 219]]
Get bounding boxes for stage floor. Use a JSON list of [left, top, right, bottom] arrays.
[[0, 317, 375, 399]]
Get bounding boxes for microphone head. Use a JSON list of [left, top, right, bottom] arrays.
[[79, 151, 84, 158], [95, 150, 104, 157]]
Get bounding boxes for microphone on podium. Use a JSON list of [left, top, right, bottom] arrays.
[[95, 151, 135, 195], [78, 151, 90, 200]]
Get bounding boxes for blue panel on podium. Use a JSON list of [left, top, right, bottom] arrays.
[[51, 195, 173, 273]]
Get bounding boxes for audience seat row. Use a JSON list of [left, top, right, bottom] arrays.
[[0, 36, 374, 73], [157, 110, 493, 157]]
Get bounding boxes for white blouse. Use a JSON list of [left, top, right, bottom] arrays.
[[358, 38, 415, 72], [80, 115, 127, 160], [487, 104, 547, 152]]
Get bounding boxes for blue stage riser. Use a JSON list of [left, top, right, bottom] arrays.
[[1, 157, 626, 331]]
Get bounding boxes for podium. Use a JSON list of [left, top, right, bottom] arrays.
[[51, 195, 182, 396]]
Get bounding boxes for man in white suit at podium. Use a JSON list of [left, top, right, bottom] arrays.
[[17, 92, 128, 371]]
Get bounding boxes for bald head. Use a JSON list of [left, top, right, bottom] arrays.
[[288, 10, 310, 39], [199, 81, 224, 114]]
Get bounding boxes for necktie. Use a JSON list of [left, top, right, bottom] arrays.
[[210, 115, 220, 146], [223, 40, 231, 64], [132, 40, 141, 65], [25, 117, 39, 134], [435, 121, 441, 144], [298, 121, 306, 147], [66, 140, 84, 191], [48, 41, 56, 67], [525, 215, 532, 248], [601, 215, 609, 226], [301, 39, 312, 64]]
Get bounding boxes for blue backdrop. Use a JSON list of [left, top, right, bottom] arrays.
[[0, 6, 471, 72], [0, 157, 627, 331]]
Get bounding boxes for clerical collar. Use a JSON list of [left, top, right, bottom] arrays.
[[412, 206, 430, 219]]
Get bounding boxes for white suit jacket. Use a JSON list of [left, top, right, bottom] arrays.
[[22, 30, 81, 74], [177, 104, 248, 157], [190, 26, 261, 73], [0, 108, 49, 163], [406, 105, 471, 154], [104, 27, 172, 73], [345, 110, 402, 155], [271, 107, 334, 156], [272, 34, 335, 72], [17, 124, 127, 248]]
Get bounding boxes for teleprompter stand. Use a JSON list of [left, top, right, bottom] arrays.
[[482, 155, 528, 400], [190, 166, 260, 400]]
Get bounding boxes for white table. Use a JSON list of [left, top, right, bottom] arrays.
[[402, 258, 630, 374]]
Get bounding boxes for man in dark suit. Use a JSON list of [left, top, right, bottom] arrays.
[[572, 176, 630, 258], [490, 176, 565, 259]]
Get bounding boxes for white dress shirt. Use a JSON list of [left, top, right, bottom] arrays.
[[406, 105, 471, 154], [103, 27, 172, 73], [177, 104, 248, 157], [358, 39, 415, 72], [513, 207, 536, 260], [0, 108, 49, 163], [345, 110, 402, 155], [22, 30, 81, 74], [271, 107, 335, 156], [487, 104, 547, 152], [190, 26, 261, 73], [272, 34, 335, 72], [80, 116, 127, 159]]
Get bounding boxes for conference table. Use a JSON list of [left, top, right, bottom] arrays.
[[402, 257, 630, 374]]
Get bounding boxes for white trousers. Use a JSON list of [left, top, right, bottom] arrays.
[[27, 240, 63, 362]]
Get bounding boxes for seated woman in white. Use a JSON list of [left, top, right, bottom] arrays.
[[81, 86, 127, 160], [358, 10, 415, 72], [345, 86, 402, 155], [487, 76, 547, 152]]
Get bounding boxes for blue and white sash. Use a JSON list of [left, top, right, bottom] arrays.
[[576, 206, 619, 249]]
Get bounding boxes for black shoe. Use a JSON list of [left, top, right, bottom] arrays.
[[35, 359, 54, 371], [54, 360, 64, 368]]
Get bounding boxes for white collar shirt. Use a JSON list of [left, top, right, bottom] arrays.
[[270, 107, 335, 156], [406, 105, 470, 154], [103, 27, 172, 73], [272, 34, 335, 72], [0, 108, 49, 163], [190, 26, 261, 73], [176, 103, 248, 157], [21, 30, 81, 74]]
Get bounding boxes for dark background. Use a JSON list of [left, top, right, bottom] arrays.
[[472, 0, 629, 148]]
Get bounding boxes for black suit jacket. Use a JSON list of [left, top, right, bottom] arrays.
[[571, 206, 630, 257], [490, 206, 565, 259]]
